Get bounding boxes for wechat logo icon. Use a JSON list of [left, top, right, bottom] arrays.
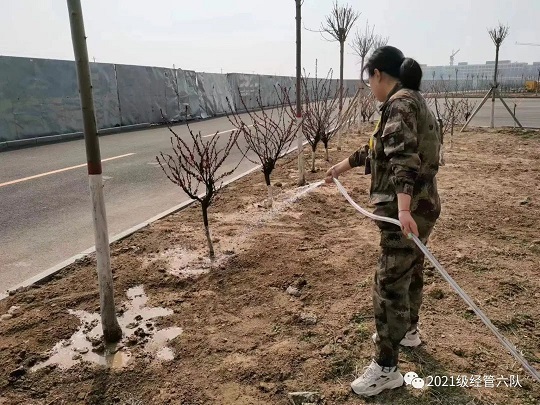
[[404, 371, 425, 389]]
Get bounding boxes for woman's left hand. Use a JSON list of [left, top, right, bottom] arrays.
[[398, 211, 419, 238]]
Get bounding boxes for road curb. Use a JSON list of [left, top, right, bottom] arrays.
[[0, 103, 295, 153], [0, 123, 152, 152], [1, 141, 310, 300]]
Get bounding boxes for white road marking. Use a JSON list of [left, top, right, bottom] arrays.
[[0, 153, 135, 188], [202, 125, 254, 138]]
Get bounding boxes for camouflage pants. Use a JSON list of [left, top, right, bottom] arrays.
[[372, 205, 436, 367]]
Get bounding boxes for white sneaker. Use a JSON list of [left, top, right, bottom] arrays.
[[372, 328, 422, 347], [351, 360, 404, 396]]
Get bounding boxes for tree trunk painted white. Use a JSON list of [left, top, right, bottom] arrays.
[[337, 40, 344, 151], [295, 1, 305, 187], [491, 45, 500, 129], [490, 99, 495, 128], [89, 175, 122, 342], [336, 120, 342, 151], [267, 184, 273, 208], [68, 0, 122, 344], [297, 117, 305, 186], [311, 150, 316, 172], [439, 144, 445, 166]]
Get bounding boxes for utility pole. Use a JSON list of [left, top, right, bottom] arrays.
[[67, 0, 122, 343], [295, 0, 305, 186]]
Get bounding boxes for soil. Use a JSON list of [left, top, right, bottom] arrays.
[[0, 125, 539, 405]]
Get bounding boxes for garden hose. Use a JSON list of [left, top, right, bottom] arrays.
[[331, 177, 540, 383]]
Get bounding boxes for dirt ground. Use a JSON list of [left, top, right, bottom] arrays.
[[1, 125, 539, 405]]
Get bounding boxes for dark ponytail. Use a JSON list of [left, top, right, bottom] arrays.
[[399, 57, 422, 91], [364, 46, 423, 91]]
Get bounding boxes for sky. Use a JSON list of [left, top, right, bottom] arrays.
[[1, 0, 539, 79]]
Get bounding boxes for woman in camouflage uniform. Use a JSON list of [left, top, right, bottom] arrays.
[[325, 46, 441, 397]]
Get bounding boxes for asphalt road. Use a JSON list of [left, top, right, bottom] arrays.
[[0, 113, 286, 293], [437, 96, 540, 128], [1, 97, 538, 293]]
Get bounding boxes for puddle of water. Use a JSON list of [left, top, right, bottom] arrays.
[[122, 285, 172, 322], [152, 247, 238, 277], [145, 327, 183, 360], [31, 310, 132, 371], [156, 347, 175, 361], [145, 247, 214, 278], [31, 286, 182, 372]]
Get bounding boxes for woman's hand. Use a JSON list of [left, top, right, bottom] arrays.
[[324, 159, 353, 184], [325, 166, 339, 184], [398, 211, 419, 238]]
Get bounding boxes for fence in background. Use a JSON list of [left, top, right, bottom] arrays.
[[0, 55, 359, 143]]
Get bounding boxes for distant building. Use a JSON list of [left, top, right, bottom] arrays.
[[422, 60, 540, 90]]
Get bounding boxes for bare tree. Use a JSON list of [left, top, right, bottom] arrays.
[[425, 82, 445, 164], [301, 67, 341, 170], [320, 87, 363, 161], [157, 118, 242, 258], [321, 1, 360, 150], [424, 78, 440, 108], [432, 83, 472, 153], [227, 87, 300, 207], [372, 34, 389, 51], [460, 98, 477, 124], [462, 23, 521, 131], [488, 23, 509, 127], [67, 0, 122, 343], [360, 92, 377, 123], [351, 21, 375, 77], [295, 0, 306, 186]]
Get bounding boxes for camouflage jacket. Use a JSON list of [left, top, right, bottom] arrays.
[[349, 85, 441, 221]]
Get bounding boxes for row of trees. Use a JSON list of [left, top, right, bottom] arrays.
[[351, 21, 388, 77], [425, 83, 477, 159], [69, 2, 523, 346], [156, 1, 384, 258], [317, 2, 389, 85], [157, 79, 362, 259], [305, 1, 388, 154], [70, 0, 378, 344]]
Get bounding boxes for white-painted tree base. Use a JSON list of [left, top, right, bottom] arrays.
[[89, 174, 122, 342], [297, 118, 305, 186], [267, 185, 274, 208]]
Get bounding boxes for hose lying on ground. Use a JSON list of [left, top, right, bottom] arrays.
[[328, 177, 540, 383]]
